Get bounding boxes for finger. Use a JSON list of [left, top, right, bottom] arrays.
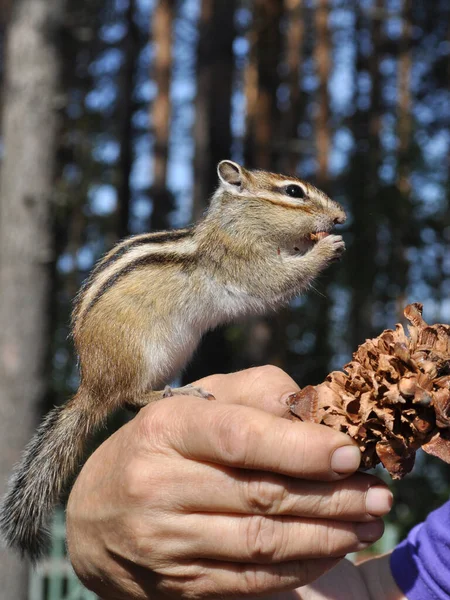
[[148, 504, 385, 565], [169, 513, 384, 563], [193, 365, 300, 417], [159, 557, 342, 598], [175, 465, 392, 521], [140, 396, 361, 480]]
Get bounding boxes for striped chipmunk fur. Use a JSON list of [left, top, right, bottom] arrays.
[[0, 160, 346, 561]]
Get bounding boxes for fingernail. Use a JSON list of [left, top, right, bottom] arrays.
[[366, 486, 393, 517], [355, 520, 385, 542], [331, 446, 361, 474]]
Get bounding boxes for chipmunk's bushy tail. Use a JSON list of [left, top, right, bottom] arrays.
[[0, 390, 105, 562]]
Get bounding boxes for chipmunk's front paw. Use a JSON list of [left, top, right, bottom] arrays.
[[316, 234, 346, 263]]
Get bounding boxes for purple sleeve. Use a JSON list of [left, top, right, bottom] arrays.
[[390, 500, 450, 600]]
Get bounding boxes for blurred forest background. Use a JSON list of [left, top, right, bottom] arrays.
[[0, 0, 449, 597]]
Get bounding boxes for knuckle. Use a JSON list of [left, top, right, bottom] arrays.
[[241, 568, 269, 593], [214, 409, 258, 465], [154, 565, 207, 600], [308, 483, 349, 519], [240, 565, 283, 595], [320, 521, 335, 554], [330, 488, 353, 518], [313, 521, 355, 556], [303, 521, 332, 556], [245, 475, 290, 514], [196, 373, 225, 389], [121, 458, 152, 504], [137, 398, 182, 447], [243, 515, 280, 563], [304, 492, 330, 518], [122, 514, 156, 558], [254, 364, 287, 381], [138, 400, 168, 436]]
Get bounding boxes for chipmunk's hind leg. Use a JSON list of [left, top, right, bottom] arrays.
[[162, 384, 215, 401], [125, 385, 215, 412]]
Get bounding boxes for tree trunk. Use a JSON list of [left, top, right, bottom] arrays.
[[150, 0, 175, 231], [282, 0, 304, 174], [347, 2, 382, 352], [243, 0, 290, 369], [117, 0, 138, 239], [0, 0, 63, 597], [243, 0, 290, 368], [300, 0, 335, 381], [314, 0, 331, 187], [392, 0, 412, 315], [397, 0, 412, 196], [244, 0, 283, 170], [184, 0, 236, 381], [193, 0, 235, 214], [192, 0, 213, 221]]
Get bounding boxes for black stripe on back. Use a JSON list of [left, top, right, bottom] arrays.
[[80, 251, 197, 323], [92, 229, 193, 279], [72, 228, 193, 321]]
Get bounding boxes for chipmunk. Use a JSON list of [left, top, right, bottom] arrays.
[[0, 160, 346, 561]]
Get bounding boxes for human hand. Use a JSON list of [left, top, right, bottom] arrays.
[[66, 366, 392, 600], [294, 553, 405, 600]]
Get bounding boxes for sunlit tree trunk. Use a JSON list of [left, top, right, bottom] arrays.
[[314, 0, 331, 186], [150, 0, 175, 230], [243, 12, 258, 166], [0, 0, 63, 597], [282, 0, 304, 174]]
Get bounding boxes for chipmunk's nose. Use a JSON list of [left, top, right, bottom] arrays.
[[333, 212, 346, 225]]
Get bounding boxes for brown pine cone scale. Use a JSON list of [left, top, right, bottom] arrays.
[[287, 303, 450, 479]]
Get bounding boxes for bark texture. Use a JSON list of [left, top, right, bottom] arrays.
[[314, 0, 330, 185], [282, 0, 304, 173], [244, 0, 283, 170], [184, 0, 237, 382], [117, 0, 138, 238], [193, 0, 235, 219], [150, 0, 175, 230], [0, 0, 63, 596]]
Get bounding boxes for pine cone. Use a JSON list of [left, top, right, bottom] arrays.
[[287, 303, 450, 479]]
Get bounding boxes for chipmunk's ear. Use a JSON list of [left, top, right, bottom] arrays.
[[217, 160, 245, 189]]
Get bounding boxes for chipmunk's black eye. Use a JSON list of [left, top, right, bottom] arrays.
[[285, 184, 305, 199]]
